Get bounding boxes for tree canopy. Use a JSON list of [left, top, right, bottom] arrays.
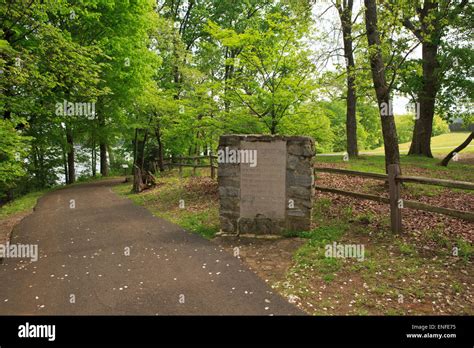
[[0, 0, 472, 200]]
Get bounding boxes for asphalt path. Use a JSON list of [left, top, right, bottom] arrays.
[[0, 179, 302, 315]]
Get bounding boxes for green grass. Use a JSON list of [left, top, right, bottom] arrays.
[[178, 212, 217, 239], [113, 176, 220, 239], [289, 223, 348, 282], [286, 198, 353, 276], [370, 132, 474, 155], [0, 190, 48, 219], [317, 153, 474, 182], [427, 227, 450, 249], [451, 281, 464, 294], [281, 161, 473, 315], [456, 238, 474, 262], [396, 240, 417, 256], [73, 175, 123, 184]]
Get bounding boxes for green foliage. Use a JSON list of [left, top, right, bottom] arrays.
[[0, 118, 31, 193], [279, 103, 334, 153], [395, 115, 449, 144], [387, 0, 473, 123], [0, 0, 471, 200], [207, 6, 316, 134]]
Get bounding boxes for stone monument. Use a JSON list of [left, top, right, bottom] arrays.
[[217, 135, 315, 235]]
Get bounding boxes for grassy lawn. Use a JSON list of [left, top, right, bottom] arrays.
[[0, 190, 49, 219], [370, 132, 474, 155], [113, 169, 220, 239]]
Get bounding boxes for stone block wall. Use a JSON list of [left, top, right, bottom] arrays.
[[218, 135, 315, 235]]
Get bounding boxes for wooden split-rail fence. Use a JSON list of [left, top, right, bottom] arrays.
[[314, 164, 474, 233], [154, 153, 218, 179], [150, 155, 473, 232]]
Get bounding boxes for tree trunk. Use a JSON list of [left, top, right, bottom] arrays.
[[140, 130, 148, 170], [63, 147, 69, 185], [32, 145, 41, 187], [91, 144, 96, 177], [66, 126, 75, 184], [132, 128, 147, 193], [270, 108, 277, 135], [223, 48, 237, 113], [132, 165, 143, 193], [173, 37, 181, 90], [155, 124, 165, 172], [134, 129, 148, 173], [337, 0, 358, 158], [364, 0, 401, 172], [98, 112, 108, 176], [345, 62, 358, 158], [439, 132, 473, 166], [100, 143, 108, 176], [107, 145, 115, 167], [408, 41, 439, 157], [132, 128, 138, 167], [194, 130, 200, 156]]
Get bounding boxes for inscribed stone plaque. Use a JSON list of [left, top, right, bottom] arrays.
[[240, 140, 286, 219]]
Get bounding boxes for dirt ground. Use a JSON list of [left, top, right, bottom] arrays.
[[0, 211, 30, 246], [0, 212, 31, 263], [213, 236, 306, 287], [213, 166, 473, 316], [214, 221, 472, 316]]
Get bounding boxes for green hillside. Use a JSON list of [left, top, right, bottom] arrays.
[[368, 132, 473, 155]]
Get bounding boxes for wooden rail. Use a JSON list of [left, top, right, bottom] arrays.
[[314, 164, 474, 232], [396, 175, 474, 190], [402, 200, 474, 221], [161, 153, 218, 179], [314, 185, 474, 222], [316, 167, 388, 180], [314, 185, 390, 204]]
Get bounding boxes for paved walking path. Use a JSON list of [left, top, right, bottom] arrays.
[[0, 179, 302, 315]]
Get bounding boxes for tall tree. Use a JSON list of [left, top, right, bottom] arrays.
[[208, 9, 315, 134], [364, 0, 401, 169], [392, 0, 470, 157], [335, 0, 358, 157]]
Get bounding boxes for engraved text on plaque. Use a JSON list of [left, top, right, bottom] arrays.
[[240, 140, 286, 219]]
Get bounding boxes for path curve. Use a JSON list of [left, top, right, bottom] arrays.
[[0, 179, 302, 315]]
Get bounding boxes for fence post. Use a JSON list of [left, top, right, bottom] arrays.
[[210, 151, 215, 179], [178, 156, 182, 177], [388, 164, 402, 233]]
